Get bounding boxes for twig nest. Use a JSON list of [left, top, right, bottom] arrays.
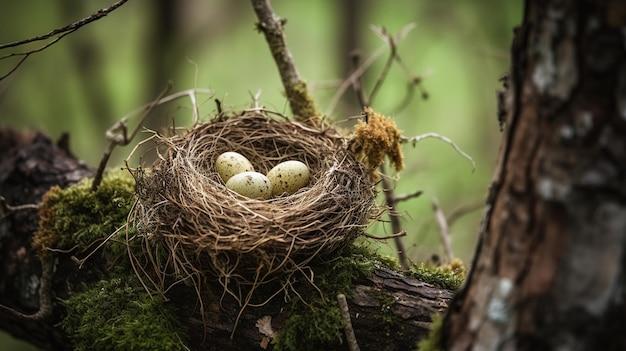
[[215, 151, 255, 182], [130, 111, 375, 300], [226, 171, 272, 199], [267, 160, 310, 196]]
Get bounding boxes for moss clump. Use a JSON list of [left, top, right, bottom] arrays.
[[289, 81, 320, 124], [33, 170, 135, 255], [416, 314, 443, 351], [350, 107, 404, 173], [410, 258, 466, 290], [62, 277, 186, 351], [274, 245, 397, 351]]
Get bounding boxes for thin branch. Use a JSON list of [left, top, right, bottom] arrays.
[[350, 51, 368, 111], [368, 24, 428, 111], [92, 85, 172, 191], [326, 23, 416, 116], [0, 196, 40, 212], [447, 201, 484, 227], [431, 199, 453, 263], [215, 98, 223, 115], [368, 26, 396, 106], [0, 257, 53, 321], [401, 133, 476, 172], [249, 89, 262, 109], [0, 0, 128, 82], [393, 190, 423, 204], [337, 293, 360, 351], [346, 51, 410, 269], [0, 30, 77, 82], [91, 84, 216, 191], [250, 0, 319, 123], [0, 0, 128, 50], [327, 45, 386, 116], [380, 166, 410, 270], [363, 230, 406, 240], [392, 76, 426, 115]]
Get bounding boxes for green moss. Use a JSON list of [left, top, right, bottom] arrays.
[[33, 170, 135, 255], [36, 171, 186, 350], [273, 244, 399, 351], [289, 81, 320, 124], [410, 259, 466, 291], [416, 314, 443, 351], [275, 304, 343, 351], [62, 277, 186, 351], [372, 290, 397, 324]]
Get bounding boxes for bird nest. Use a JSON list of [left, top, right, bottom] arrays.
[[128, 111, 375, 306]]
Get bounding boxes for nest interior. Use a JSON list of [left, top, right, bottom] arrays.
[[130, 112, 375, 300]]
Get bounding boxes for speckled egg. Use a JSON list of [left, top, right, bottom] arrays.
[[215, 152, 254, 182], [267, 160, 311, 196], [225, 171, 272, 200]]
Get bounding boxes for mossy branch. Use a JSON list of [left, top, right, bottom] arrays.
[[250, 0, 320, 124], [0, 130, 457, 351]]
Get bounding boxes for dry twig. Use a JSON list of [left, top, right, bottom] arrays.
[[91, 86, 213, 191], [447, 201, 484, 227], [393, 190, 423, 204], [0, 257, 53, 321], [350, 51, 368, 111], [401, 133, 476, 171], [326, 23, 417, 116], [0, 0, 129, 82], [380, 166, 410, 270], [0, 196, 39, 213], [368, 26, 396, 106], [363, 230, 406, 240], [337, 293, 360, 351], [432, 199, 453, 263]]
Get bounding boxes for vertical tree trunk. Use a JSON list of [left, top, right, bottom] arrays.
[[144, 0, 180, 132], [444, 1, 626, 350], [60, 0, 113, 134]]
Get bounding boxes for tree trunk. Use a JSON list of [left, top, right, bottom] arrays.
[[444, 1, 626, 350], [0, 130, 452, 350]]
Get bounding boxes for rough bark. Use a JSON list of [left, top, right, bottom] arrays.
[[0, 130, 452, 350], [250, 0, 320, 123], [0, 130, 92, 349], [186, 267, 452, 351], [445, 1, 626, 350]]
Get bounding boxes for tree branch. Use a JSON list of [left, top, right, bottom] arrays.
[[393, 190, 423, 204], [431, 199, 453, 263], [0, 129, 452, 350], [250, 0, 320, 124], [337, 293, 360, 351], [0, 0, 129, 82], [380, 166, 410, 270]]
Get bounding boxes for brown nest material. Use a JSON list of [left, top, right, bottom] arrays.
[[129, 111, 375, 309]]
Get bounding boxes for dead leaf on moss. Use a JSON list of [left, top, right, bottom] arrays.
[[256, 315, 275, 349]]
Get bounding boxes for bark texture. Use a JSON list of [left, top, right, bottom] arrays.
[[0, 130, 92, 349], [0, 130, 452, 350], [445, 1, 626, 350]]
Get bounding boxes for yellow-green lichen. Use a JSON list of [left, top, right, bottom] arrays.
[[62, 277, 186, 351], [289, 81, 320, 124], [273, 245, 399, 351], [416, 314, 443, 351], [32, 170, 135, 256], [410, 259, 466, 291], [350, 108, 404, 174]]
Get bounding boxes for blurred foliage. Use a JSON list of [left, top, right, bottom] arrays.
[[0, 0, 521, 349]]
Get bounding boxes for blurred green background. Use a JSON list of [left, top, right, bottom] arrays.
[[0, 0, 521, 348]]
